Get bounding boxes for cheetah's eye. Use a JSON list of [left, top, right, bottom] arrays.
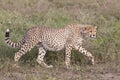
[[90, 31, 92, 32]]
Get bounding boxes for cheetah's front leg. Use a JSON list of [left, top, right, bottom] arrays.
[[78, 46, 94, 65], [65, 44, 72, 68], [36, 47, 53, 68]]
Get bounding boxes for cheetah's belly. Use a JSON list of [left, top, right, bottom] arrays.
[[42, 39, 65, 51]]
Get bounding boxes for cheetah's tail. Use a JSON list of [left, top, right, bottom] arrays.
[[5, 29, 25, 48]]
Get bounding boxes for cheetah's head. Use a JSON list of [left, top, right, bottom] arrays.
[[81, 25, 97, 38]]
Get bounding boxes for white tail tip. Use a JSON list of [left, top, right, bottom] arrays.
[[6, 29, 10, 32]]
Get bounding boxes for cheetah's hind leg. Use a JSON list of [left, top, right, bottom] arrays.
[[14, 43, 37, 68], [36, 47, 53, 68]]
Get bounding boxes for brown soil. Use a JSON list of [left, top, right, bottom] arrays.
[[0, 62, 120, 80]]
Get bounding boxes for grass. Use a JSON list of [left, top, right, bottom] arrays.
[[0, 0, 120, 80]]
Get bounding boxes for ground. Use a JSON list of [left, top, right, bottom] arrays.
[[0, 62, 120, 80]]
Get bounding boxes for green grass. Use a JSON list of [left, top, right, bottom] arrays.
[[0, 0, 120, 79]]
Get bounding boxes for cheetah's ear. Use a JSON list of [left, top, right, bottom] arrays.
[[95, 26, 97, 29]]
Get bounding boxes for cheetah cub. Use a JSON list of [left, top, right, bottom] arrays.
[[5, 24, 97, 68]]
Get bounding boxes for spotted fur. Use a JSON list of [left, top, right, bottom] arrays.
[[5, 24, 97, 68]]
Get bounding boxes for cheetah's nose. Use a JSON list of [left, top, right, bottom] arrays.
[[90, 35, 96, 38], [93, 35, 96, 37]]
